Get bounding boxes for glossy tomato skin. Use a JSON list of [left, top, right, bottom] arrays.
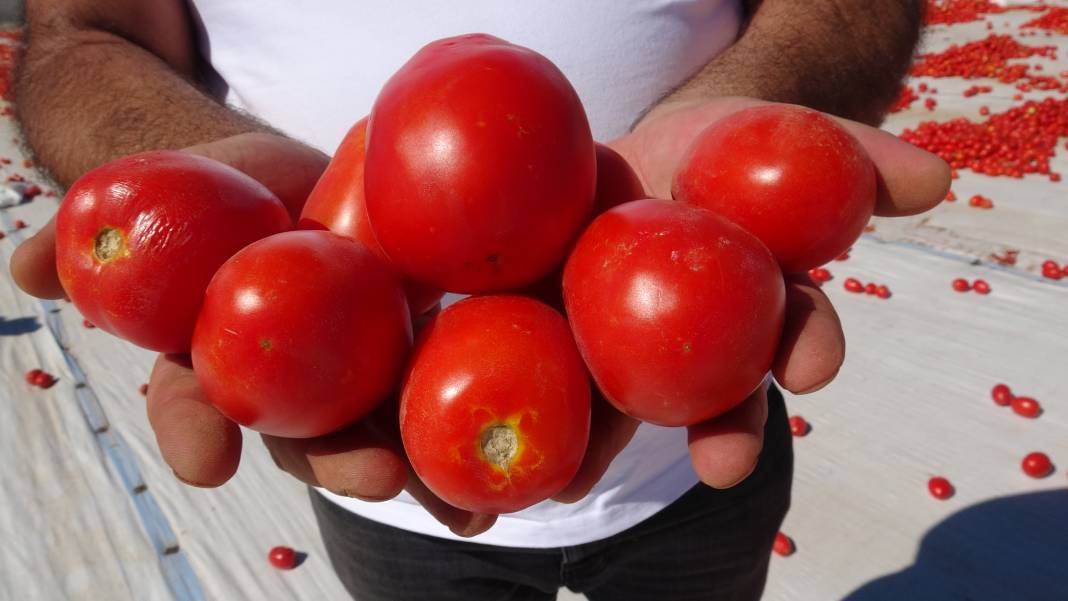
[[365, 34, 596, 294], [519, 143, 646, 310], [192, 230, 412, 438], [298, 117, 444, 315], [400, 295, 591, 514], [55, 151, 291, 352], [672, 105, 876, 273], [563, 199, 785, 427]]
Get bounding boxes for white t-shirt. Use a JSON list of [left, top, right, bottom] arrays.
[[189, 0, 743, 548]]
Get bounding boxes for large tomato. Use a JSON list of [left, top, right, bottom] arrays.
[[400, 295, 590, 514], [192, 230, 412, 438], [298, 117, 444, 315], [55, 151, 291, 353], [365, 34, 596, 294], [672, 105, 876, 273], [563, 199, 785, 427]]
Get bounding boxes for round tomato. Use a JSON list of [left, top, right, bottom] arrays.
[[299, 117, 444, 315], [55, 151, 291, 353], [400, 295, 590, 514], [672, 105, 876, 273], [563, 199, 785, 427], [519, 143, 646, 310], [192, 230, 412, 438], [365, 34, 596, 294]]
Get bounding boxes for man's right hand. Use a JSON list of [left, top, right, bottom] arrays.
[[8, 132, 498, 537]]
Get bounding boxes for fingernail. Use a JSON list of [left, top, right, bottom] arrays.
[[707, 460, 758, 490], [172, 469, 212, 489]]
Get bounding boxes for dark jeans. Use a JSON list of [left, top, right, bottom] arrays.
[[310, 386, 793, 601]]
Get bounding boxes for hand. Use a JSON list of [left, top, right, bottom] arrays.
[[8, 133, 497, 536], [555, 97, 951, 495]]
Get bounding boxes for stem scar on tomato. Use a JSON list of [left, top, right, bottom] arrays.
[[93, 227, 128, 263], [480, 424, 519, 472]]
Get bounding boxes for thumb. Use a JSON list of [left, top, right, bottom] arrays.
[[9, 216, 65, 299], [182, 132, 329, 221]]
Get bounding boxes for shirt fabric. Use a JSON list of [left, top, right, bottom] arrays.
[[188, 0, 743, 548]]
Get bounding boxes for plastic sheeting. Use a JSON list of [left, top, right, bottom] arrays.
[[1, 7, 1067, 601]]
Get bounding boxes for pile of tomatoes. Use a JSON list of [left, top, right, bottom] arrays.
[[54, 34, 874, 514]]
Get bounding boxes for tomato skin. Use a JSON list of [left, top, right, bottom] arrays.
[[519, 143, 646, 310], [365, 34, 596, 294], [400, 295, 591, 514], [192, 230, 412, 438], [55, 151, 291, 353], [298, 117, 444, 315], [672, 105, 876, 273], [563, 199, 785, 427]]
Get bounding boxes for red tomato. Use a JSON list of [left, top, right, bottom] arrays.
[[268, 546, 297, 570], [928, 476, 954, 500], [365, 34, 596, 293], [298, 117, 443, 315], [563, 199, 785, 427], [788, 415, 810, 437], [1011, 396, 1041, 418], [400, 295, 590, 514], [192, 230, 412, 438], [1021, 452, 1053, 478], [672, 105, 876, 273], [991, 383, 1013, 406], [519, 143, 646, 311], [772, 532, 795, 556], [55, 151, 291, 352]]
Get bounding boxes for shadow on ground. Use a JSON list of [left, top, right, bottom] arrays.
[[843, 489, 1068, 601], [0, 315, 40, 336]]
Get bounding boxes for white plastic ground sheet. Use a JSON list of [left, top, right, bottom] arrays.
[[1, 4, 1067, 601]]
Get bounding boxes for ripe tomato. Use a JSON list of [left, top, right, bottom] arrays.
[[672, 105, 876, 273], [400, 295, 590, 514], [192, 230, 412, 438], [928, 476, 954, 500], [1021, 452, 1052, 478], [563, 199, 785, 427], [55, 151, 291, 352], [365, 34, 596, 293], [299, 117, 443, 315], [519, 143, 646, 310], [772, 532, 795, 556], [268, 546, 297, 570]]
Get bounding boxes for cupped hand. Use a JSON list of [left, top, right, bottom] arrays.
[[9, 133, 496, 536], [556, 97, 951, 496]]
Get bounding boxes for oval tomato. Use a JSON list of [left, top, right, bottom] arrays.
[[55, 151, 291, 352], [192, 230, 412, 438], [563, 199, 785, 426], [672, 105, 876, 273], [298, 117, 444, 315], [365, 34, 596, 293], [400, 295, 590, 514]]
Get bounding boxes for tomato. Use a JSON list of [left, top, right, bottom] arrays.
[[1011, 396, 1041, 418], [928, 476, 954, 500], [772, 532, 795, 556], [400, 295, 590, 514], [55, 151, 291, 352], [563, 199, 785, 427], [365, 34, 596, 293], [672, 105, 876, 273], [519, 143, 646, 310], [267, 546, 297, 570], [991, 383, 1013, 406], [1021, 452, 1052, 478], [192, 230, 412, 438], [299, 117, 444, 315]]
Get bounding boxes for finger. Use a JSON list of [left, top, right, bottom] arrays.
[[146, 354, 243, 487], [686, 385, 768, 489], [261, 421, 408, 502], [772, 274, 845, 394], [9, 217, 65, 299], [838, 121, 952, 218], [182, 132, 329, 221], [553, 389, 640, 503], [405, 470, 498, 537]]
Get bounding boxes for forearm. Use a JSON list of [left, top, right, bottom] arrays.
[[16, 8, 269, 186], [651, 0, 923, 125]]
